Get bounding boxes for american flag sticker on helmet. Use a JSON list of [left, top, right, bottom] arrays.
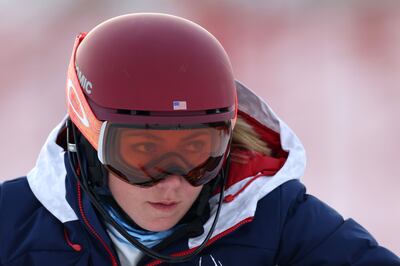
[[173, 101, 187, 110]]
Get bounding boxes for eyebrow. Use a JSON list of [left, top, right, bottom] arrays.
[[123, 130, 211, 141], [181, 131, 210, 142], [124, 132, 163, 141]]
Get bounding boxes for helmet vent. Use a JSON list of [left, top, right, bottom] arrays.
[[116, 109, 150, 116], [206, 107, 230, 115]]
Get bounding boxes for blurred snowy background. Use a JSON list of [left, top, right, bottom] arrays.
[[1, 0, 399, 255]]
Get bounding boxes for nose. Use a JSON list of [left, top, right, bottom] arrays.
[[155, 175, 184, 190]]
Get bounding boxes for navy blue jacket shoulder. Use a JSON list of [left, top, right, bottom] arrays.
[[1, 177, 399, 266]]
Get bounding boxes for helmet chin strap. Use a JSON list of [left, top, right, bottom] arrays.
[[67, 119, 230, 263]]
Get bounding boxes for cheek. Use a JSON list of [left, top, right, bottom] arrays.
[[183, 185, 203, 205], [108, 175, 146, 211]]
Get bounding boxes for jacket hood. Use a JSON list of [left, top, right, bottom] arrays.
[[26, 81, 306, 248]]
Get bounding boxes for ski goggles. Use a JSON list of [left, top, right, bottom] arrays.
[[98, 121, 232, 187]]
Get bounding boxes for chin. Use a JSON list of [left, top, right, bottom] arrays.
[[142, 219, 179, 232]]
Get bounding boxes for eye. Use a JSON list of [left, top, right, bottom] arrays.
[[130, 142, 158, 153], [182, 140, 206, 153]]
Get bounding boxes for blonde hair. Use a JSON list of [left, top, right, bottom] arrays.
[[230, 114, 272, 163]]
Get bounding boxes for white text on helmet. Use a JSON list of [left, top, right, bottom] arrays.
[[75, 65, 93, 95]]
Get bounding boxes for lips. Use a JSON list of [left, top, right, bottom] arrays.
[[148, 201, 179, 211]]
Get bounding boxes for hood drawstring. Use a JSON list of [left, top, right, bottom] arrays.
[[64, 227, 82, 252], [223, 172, 266, 203]]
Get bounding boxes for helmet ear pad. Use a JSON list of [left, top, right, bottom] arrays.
[[77, 130, 109, 188]]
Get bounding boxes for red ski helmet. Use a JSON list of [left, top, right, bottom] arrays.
[[66, 13, 237, 186]]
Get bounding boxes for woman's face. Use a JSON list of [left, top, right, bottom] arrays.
[[108, 172, 203, 231], [107, 128, 214, 231]]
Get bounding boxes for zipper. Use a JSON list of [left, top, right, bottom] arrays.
[[146, 217, 254, 266], [77, 182, 119, 266]]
